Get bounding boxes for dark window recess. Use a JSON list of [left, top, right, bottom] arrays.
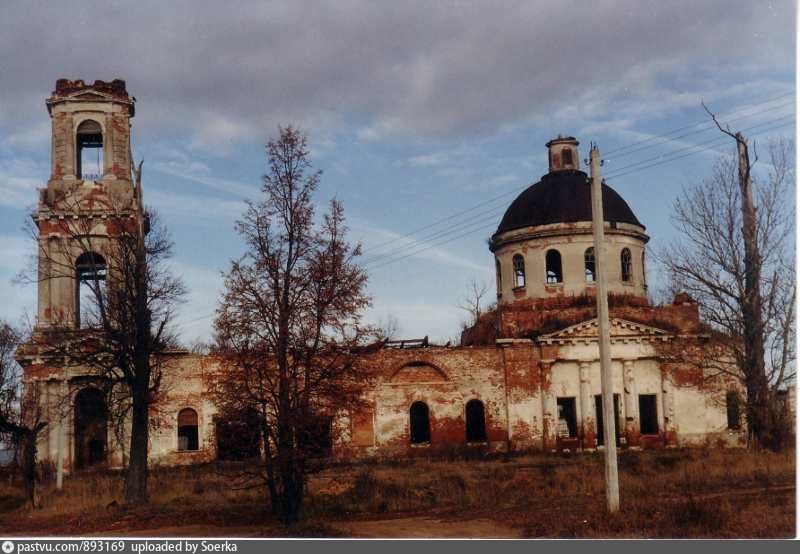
[[561, 148, 573, 166], [726, 391, 741, 430], [621, 248, 632, 282], [495, 259, 502, 292], [546, 249, 563, 283], [465, 399, 487, 442], [74, 387, 108, 469], [216, 408, 261, 461], [639, 394, 659, 435], [299, 415, 334, 457], [557, 397, 578, 437], [178, 408, 199, 451], [595, 393, 621, 446], [410, 401, 431, 444]]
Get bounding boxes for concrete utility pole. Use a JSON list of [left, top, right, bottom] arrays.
[[56, 381, 66, 490], [589, 143, 620, 512]]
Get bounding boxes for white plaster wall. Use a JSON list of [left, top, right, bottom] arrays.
[[494, 222, 648, 302]]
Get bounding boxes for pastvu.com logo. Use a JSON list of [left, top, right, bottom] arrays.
[[2, 540, 14, 553]]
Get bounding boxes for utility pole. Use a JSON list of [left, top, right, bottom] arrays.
[[589, 143, 620, 512]]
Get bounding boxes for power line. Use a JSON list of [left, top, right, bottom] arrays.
[[603, 91, 793, 156], [365, 119, 794, 271], [359, 94, 793, 263], [359, 185, 527, 257], [605, 113, 795, 177], [605, 99, 793, 161], [361, 203, 508, 264]]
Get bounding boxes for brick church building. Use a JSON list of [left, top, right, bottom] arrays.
[[16, 80, 745, 472]]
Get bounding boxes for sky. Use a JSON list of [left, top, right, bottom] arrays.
[[0, 0, 795, 345]]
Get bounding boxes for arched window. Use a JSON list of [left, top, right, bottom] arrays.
[[512, 254, 525, 287], [178, 408, 199, 451], [495, 259, 502, 292], [620, 248, 632, 282], [641, 251, 647, 286], [545, 249, 562, 284], [465, 399, 487, 442], [409, 401, 430, 444], [584, 247, 596, 283], [561, 148, 573, 166], [76, 119, 103, 180], [75, 252, 107, 328]]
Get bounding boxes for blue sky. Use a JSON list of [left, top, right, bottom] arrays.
[[0, 0, 795, 345]]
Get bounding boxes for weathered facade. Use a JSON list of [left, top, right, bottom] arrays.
[[17, 80, 749, 474]]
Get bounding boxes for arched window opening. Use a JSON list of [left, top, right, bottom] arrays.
[[584, 247, 596, 283], [409, 401, 430, 444], [641, 251, 647, 286], [75, 252, 107, 329], [495, 259, 502, 292], [74, 387, 108, 469], [465, 399, 487, 442], [76, 120, 103, 180], [561, 148, 573, 166], [621, 248, 632, 282], [512, 254, 526, 287], [545, 249, 563, 284], [178, 408, 199, 451]]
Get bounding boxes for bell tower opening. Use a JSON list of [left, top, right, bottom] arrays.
[[76, 119, 103, 180], [546, 136, 580, 172]]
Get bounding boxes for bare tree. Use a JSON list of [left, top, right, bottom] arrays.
[[458, 278, 490, 327], [211, 126, 375, 524], [659, 136, 794, 449], [20, 174, 185, 504], [0, 320, 47, 507]]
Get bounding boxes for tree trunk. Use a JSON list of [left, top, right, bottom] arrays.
[[21, 431, 39, 509], [124, 384, 149, 504], [735, 134, 774, 450]]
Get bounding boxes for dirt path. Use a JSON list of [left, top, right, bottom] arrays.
[[91, 525, 274, 538], [88, 516, 522, 539], [328, 516, 522, 538]]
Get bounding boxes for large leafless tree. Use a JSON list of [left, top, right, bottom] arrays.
[[659, 137, 794, 449], [0, 320, 47, 507], [21, 170, 185, 504], [212, 126, 375, 525]]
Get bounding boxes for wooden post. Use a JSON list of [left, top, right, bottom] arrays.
[[589, 143, 620, 512]]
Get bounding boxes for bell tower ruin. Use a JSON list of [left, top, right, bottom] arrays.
[[34, 79, 141, 330]]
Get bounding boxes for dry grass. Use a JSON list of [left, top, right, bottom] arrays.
[[0, 448, 795, 538]]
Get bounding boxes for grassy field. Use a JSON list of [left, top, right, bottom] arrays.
[[0, 448, 795, 538]]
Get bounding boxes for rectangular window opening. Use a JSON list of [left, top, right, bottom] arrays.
[[726, 391, 741, 430], [639, 394, 659, 435], [556, 397, 577, 438]]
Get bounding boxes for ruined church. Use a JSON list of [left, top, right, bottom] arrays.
[[17, 80, 745, 472]]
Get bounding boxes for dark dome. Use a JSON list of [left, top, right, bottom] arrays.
[[495, 170, 644, 235]]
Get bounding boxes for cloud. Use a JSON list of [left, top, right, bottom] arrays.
[[0, 1, 791, 148], [0, 157, 45, 209], [0, 234, 36, 325]]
